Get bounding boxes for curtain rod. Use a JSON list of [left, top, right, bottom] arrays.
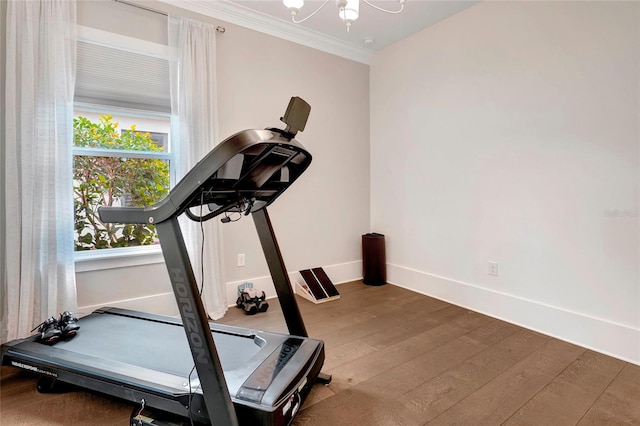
[[113, 0, 226, 33]]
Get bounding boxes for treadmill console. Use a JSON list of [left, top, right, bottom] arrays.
[[98, 98, 313, 227]]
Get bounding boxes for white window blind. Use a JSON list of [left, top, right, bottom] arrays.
[[75, 40, 170, 112]]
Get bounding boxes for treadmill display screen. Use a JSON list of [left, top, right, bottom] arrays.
[[236, 338, 303, 403]]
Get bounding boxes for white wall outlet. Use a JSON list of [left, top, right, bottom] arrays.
[[488, 261, 498, 276], [237, 253, 246, 267]]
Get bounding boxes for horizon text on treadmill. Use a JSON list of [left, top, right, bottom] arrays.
[[170, 267, 208, 364]]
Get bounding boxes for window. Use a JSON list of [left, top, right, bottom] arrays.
[[73, 106, 171, 251], [74, 28, 172, 257]]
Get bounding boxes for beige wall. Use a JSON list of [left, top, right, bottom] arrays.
[[1, 0, 7, 337], [75, 0, 370, 313], [1, 1, 5, 139], [78, 0, 167, 44], [214, 24, 370, 283], [371, 1, 640, 363]]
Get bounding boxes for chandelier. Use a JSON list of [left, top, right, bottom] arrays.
[[282, 0, 406, 32]]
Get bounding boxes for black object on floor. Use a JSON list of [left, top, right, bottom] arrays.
[[362, 233, 387, 286], [236, 284, 269, 315], [297, 267, 340, 304]]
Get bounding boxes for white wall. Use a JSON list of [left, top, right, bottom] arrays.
[[1, 0, 8, 339], [371, 1, 640, 363], [75, 1, 370, 314]]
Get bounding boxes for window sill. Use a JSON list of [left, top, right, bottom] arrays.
[[75, 245, 165, 273]]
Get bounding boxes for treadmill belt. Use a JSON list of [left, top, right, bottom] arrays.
[[53, 313, 262, 377]]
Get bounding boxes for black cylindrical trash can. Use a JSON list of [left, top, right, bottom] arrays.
[[362, 233, 386, 286]]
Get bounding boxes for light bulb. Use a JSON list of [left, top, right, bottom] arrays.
[[339, 0, 359, 23], [283, 0, 304, 10]]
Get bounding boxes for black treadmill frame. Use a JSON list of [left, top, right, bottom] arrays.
[[97, 105, 318, 424]]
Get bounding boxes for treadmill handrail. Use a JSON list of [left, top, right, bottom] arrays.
[[97, 206, 146, 224]]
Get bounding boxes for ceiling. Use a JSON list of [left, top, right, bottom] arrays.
[[163, 0, 480, 63], [225, 0, 478, 51]]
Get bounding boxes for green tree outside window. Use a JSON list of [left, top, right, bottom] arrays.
[[73, 115, 169, 250]]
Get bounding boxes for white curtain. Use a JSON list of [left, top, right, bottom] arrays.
[[2, 0, 77, 342], [169, 16, 227, 319]]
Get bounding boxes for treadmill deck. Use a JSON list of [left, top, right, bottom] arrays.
[[1, 307, 325, 423]]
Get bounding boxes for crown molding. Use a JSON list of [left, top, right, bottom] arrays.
[[159, 0, 373, 65]]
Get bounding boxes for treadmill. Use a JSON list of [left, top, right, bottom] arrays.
[[1, 97, 330, 426]]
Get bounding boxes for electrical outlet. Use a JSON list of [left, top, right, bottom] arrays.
[[488, 261, 498, 276], [237, 253, 246, 267]]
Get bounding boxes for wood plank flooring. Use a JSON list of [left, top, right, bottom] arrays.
[[1, 281, 639, 425]]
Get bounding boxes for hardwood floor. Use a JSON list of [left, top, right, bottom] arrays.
[[1, 281, 639, 425]]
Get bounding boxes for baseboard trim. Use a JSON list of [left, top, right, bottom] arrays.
[[225, 260, 363, 306], [387, 263, 640, 365], [77, 261, 362, 319]]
